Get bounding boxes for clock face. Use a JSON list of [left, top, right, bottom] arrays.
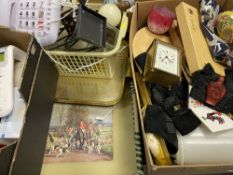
[[154, 43, 179, 75]]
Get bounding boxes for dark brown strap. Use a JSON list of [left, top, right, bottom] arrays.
[[0, 27, 32, 52]]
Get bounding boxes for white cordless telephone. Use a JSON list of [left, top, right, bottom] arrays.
[[0, 0, 61, 46], [0, 46, 14, 118]]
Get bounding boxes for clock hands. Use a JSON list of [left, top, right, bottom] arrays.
[[161, 55, 169, 62], [160, 55, 174, 64]]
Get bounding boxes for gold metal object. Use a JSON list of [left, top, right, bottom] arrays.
[[143, 39, 182, 87]]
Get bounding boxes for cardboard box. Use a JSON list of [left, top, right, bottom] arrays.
[[129, 0, 233, 175], [0, 28, 58, 175]]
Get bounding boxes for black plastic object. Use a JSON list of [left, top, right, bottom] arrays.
[[79, 0, 87, 5], [61, 9, 76, 35], [73, 5, 106, 48]]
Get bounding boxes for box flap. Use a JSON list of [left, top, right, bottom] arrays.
[[0, 143, 16, 175], [0, 27, 32, 52], [0, 26, 58, 175], [9, 40, 58, 175]]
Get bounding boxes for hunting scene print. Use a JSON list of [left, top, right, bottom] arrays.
[[43, 104, 113, 163]]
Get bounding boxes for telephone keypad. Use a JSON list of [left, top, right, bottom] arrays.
[[13, 0, 60, 46]]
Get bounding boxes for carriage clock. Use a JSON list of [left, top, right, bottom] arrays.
[[143, 39, 182, 87]]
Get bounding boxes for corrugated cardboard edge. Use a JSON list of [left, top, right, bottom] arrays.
[[129, 2, 150, 174]]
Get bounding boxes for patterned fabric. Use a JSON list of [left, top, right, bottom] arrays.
[[190, 64, 233, 114], [200, 0, 219, 31], [200, 0, 233, 68]]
